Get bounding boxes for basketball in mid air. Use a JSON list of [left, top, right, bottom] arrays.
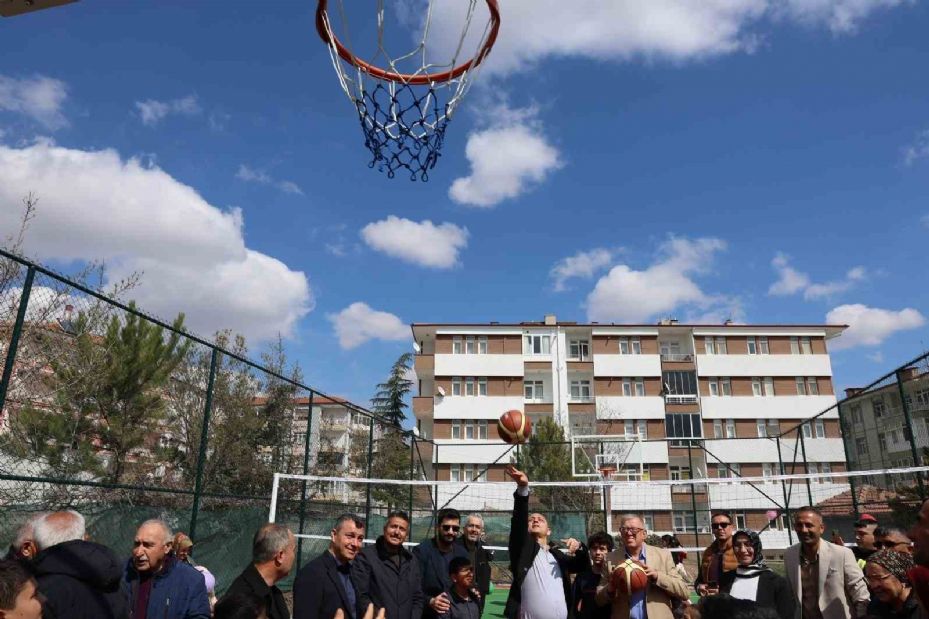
[[610, 559, 649, 595], [497, 409, 531, 444]]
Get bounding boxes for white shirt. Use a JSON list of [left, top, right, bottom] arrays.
[[729, 574, 760, 602], [519, 546, 567, 619]]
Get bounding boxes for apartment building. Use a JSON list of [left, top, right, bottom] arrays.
[[411, 315, 848, 546]]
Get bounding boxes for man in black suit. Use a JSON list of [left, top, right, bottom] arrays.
[[221, 523, 295, 619], [503, 464, 589, 619], [293, 514, 366, 619], [354, 511, 424, 619]]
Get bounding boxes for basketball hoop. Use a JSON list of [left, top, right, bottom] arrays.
[[599, 465, 617, 480], [316, 1, 501, 181]]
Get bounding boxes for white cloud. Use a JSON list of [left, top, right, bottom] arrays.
[[360, 216, 469, 269], [586, 237, 731, 323], [866, 351, 884, 363], [551, 248, 614, 292], [768, 253, 866, 300], [0, 74, 68, 130], [449, 105, 562, 208], [903, 129, 929, 166], [826, 304, 926, 350], [425, 1, 906, 77], [236, 164, 304, 195], [134, 95, 201, 126], [0, 139, 312, 342], [328, 302, 409, 350]]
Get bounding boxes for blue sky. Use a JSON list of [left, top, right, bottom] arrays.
[[1, 1, 928, 419]]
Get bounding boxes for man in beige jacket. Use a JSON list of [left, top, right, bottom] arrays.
[[595, 514, 689, 619], [784, 507, 869, 619]]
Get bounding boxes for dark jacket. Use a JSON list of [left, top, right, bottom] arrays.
[[572, 570, 611, 619], [458, 538, 493, 610], [123, 555, 211, 619], [437, 588, 481, 619], [412, 538, 469, 618], [504, 489, 590, 619], [33, 540, 130, 619], [222, 563, 290, 619], [865, 595, 924, 619], [720, 568, 799, 619], [293, 551, 358, 619], [354, 536, 424, 619]]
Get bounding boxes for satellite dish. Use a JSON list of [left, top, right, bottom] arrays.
[[412, 427, 420, 437], [413, 341, 421, 353], [437, 386, 446, 397]]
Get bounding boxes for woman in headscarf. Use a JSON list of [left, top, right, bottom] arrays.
[[864, 549, 922, 618], [720, 530, 797, 619]]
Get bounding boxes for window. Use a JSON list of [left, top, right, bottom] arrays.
[[453, 337, 463, 354], [665, 413, 703, 446], [705, 337, 716, 355], [801, 337, 812, 355], [292, 432, 305, 446], [713, 419, 723, 438], [796, 377, 807, 395], [620, 338, 630, 355], [856, 437, 868, 455], [670, 465, 691, 481], [632, 338, 642, 354], [753, 377, 774, 396], [524, 381, 544, 402], [624, 420, 647, 440], [873, 399, 885, 418], [807, 378, 819, 396], [623, 379, 632, 397], [757, 420, 767, 437], [713, 419, 736, 438], [765, 377, 775, 396], [735, 513, 747, 530], [850, 404, 863, 423], [717, 337, 728, 354], [820, 462, 832, 483], [466, 337, 476, 354], [525, 334, 551, 355], [763, 463, 776, 478], [452, 377, 462, 396], [726, 419, 737, 438], [478, 336, 488, 354], [916, 389, 929, 408], [752, 378, 763, 397], [570, 380, 592, 401], [660, 341, 681, 356], [478, 377, 488, 396], [570, 339, 590, 360], [642, 515, 655, 531], [478, 420, 488, 440], [718, 463, 741, 479], [674, 511, 710, 533], [709, 379, 719, 397], [759, 337, 769, 354], [451, 421, 461, 439], [634, 378, 645, 397], [663, 371, 698, 395], [747, 338, 757, 355], [466, 377, 475, 396], [450, 464, 461, 482], [790, 337, 800, 354], [465, 422, 475, 440], [801, 419, 826, 439], [878, 431, 888, 450]]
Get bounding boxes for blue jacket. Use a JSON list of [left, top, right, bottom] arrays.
[[412, 539, 469, 619], [123, 556, 210, 619]]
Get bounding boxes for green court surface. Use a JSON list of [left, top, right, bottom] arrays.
[[483, 588, 509, 619]]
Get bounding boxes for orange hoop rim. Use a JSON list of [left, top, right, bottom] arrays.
[[316, 0, 501, 86]]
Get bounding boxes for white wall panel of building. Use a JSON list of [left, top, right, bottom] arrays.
[[434, 354, 526, 377], [703, 438, 846, 463], [596, 396, 666, 419], [433, 441, 514, 464], [700, 396, 838, 419], [695, 354, 834, 377], [433, 396, 525, 419], [593, 355, 663, 377], [609, 484, 673, 511]]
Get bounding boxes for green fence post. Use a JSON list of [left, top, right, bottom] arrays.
[[0, 266, 35, 412], [836, 402, 859, 517], [896, 370, 926, 499], [687, 441, 700, 552], [189, 348, 218, 540], [297, 391, 315, 567], [364, 417, 375, 526], [408, 436, 415, 519], [797, 424, 814, 506], [775, 435, 794, 545]]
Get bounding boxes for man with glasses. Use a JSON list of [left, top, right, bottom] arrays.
[[595, 514, 688, 619], [503, 464, 590, 619], [695, 512, 738, 596], [874, 526, 913, 554], [414, 508, 469, 619]]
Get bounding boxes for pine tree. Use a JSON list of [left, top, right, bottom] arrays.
[[371, 352, 413, 427]]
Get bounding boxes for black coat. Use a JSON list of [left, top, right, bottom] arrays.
[[222, 563, 290, 619], [720, 568, 799, 619], [33, 540, 130, 619], [504, 490, 590, 619], [457, 538, 493, 609], [293, 551, 358, 619], [354, 536, 424, 619], [412, 538, 469, 619]]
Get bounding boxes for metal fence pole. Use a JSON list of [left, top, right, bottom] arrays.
[[775, 436, 794, 545], [0, 266, 35, 412], [189, 348, 218, 540], [836, 402, 860, 517], [687, 441, 700, 552], [896, 370, 926, 498], [364, 418, 375, 526], [797, 424, 814, 506], [296, 391, 315, 567], [408, 437, 415, 519], [433, 443, 439, 531]]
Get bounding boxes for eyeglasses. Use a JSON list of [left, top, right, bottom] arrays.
[[711, 522, 732, 529], [874, 541, 910, 549], [620, 527, 645, 536], [441, 525, 460, 532], [865, 573, 895, 585]]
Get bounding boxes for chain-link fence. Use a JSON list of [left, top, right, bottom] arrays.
[[0, 248, 433, 593]]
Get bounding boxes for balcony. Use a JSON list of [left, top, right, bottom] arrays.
[[570, 394, 596, 403], [661, 353, 694, 362], [665, 394, 698, 405], [414, 354, 434, 377]]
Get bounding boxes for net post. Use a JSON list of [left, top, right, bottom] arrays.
[[189, 347, 218, 541], [365, 417, 375, 527], [895, 369, 926, 499], [836, 402, 860, 517], [797, 424, 814, 506], [687, 441, 700, 554], [408, 436, 415, 521], [0, 265, 34, 411], [297, 391, 316, 567], [269, 473, 281, 523], [433, 442, 440, 531], [775, 435, 794, 545]]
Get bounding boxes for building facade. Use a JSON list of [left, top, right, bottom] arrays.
[[412, 316, 848, 547]]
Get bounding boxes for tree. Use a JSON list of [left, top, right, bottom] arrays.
[[370, 427, 412, 511], [371, 352, 413, 427], [2, 305, 190, 483]]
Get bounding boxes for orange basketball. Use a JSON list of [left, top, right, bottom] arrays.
[[497, 409, 531, 444], [610, 559, 648, 595]]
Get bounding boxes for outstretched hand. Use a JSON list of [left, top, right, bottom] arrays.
[[505, 464, 528, 487]]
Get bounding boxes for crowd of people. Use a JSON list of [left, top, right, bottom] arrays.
[[4, 472, 929, 619]]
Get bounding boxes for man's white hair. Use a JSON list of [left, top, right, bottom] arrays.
[[12, 512, 48, 547], [33, 510, 86, 551], [618, 513, 646, 529], [466, 513, 484, 526], [138, 519, 173, 545]]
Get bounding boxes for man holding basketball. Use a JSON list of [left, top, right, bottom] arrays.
[[595, 514, 688, 619], [503, 464, 590, 619]]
